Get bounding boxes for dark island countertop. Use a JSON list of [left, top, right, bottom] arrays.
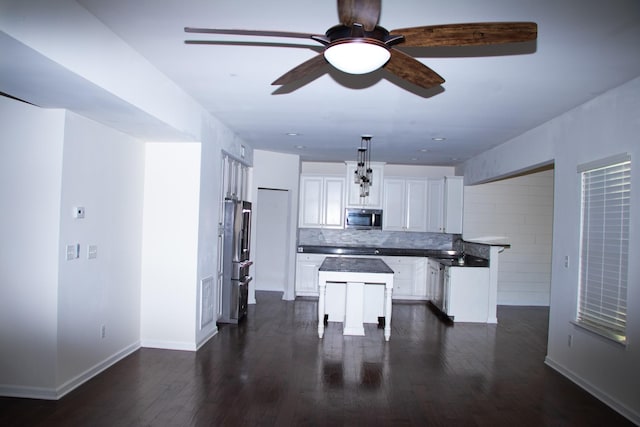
[[319, 257, 394, 274]]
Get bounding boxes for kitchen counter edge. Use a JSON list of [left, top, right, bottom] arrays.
[[297, 246, 489, 267]]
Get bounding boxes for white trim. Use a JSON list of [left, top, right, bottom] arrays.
[[141, 340, 197, 351], [576, 152, 630, 172], [0, 384, 59, 400], [0, 342, 140, 400], [544, 356, 639, 425], [196, 328, 218, 351]]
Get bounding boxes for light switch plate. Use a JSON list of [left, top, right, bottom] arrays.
[[88, 245, 98, 259], [66, 244, 80, 260]]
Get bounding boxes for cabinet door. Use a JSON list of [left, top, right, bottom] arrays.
[[447, 267, 490, 322], [295, 254, 324, 296], [323, 177, 345, 228], [382, 179, 406, 230], [443, 267, 451, 314], [405, 179, 428, 231], [427, 178, 444, 232], [443, 176, 463, 234], [384, 256, 417, 298], [299, 176, 323, 227], [427, 260, 441, 300], [412, 258, 428, 297]]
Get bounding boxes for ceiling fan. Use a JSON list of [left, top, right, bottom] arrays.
[[185, 0, 537, 90]]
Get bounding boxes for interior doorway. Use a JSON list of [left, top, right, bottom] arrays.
[[254, 188, 289, 293]]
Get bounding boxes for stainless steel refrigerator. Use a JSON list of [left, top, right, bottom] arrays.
[[219, 199, 252, 324]]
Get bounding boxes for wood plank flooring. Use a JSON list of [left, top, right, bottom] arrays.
[[0, 291, 634, 426]]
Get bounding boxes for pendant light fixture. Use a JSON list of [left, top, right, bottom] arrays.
[[354, 135, 373, 197]]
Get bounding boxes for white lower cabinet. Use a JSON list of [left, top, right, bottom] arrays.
[[427, 259, 442, 301], [295, 253, 326, 296], [444, 266, 490, 322], [295, 253, 429, 300], [381, 256, 427, 300]]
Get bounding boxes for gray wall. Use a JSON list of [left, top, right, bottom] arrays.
[[458, 76, 640, 423]]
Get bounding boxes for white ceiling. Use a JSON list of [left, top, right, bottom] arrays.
[[3, 0, 640, 166]]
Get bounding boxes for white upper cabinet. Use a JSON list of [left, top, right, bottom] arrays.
[[383, 178, 427, 231], [443, 176, 464, 234], [222, 154, 249, 201], [299, 175, 345, 228], [427, 178, 444, 232], [427, 176, 464, 233], [345, 161, 385, 208]]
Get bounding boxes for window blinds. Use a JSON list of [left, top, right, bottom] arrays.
[[578, 158, 630, 342]]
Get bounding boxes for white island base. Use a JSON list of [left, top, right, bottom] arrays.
[[318, 257, 394, 341]]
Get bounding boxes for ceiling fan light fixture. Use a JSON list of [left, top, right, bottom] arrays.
[[324, 40, 390, 74]]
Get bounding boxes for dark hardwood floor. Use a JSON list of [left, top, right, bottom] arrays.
[[1, 291, 633, 426]]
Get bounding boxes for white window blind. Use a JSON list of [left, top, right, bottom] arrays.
[[578, 157, 630, 343]]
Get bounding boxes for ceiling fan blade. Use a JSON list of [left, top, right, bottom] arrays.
[[185, 40, 322, 51], [391, 22, 537, 47], [272, 53, 329, 86], [337, 0, 381, 31], [185, 27, 325, 41], [384, 49, 444, 89]]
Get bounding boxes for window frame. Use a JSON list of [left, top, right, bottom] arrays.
[[576, 154, 631, 345]]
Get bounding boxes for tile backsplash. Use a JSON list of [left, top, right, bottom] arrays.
[[298, 228, 461, 250]]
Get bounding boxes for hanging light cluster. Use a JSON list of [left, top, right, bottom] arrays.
[[354, 135, 373, 197]]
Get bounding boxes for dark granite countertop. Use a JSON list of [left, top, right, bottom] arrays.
[[319, 257, 394, 274], [298, 245, 459, 258], [435, 255, 490, 268], [298, 245, 489, 267]]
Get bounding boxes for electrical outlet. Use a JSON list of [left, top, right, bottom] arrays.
[[101, 325, 106, 339], [564, 255, 570, 268], [73, 206, 85, 219]]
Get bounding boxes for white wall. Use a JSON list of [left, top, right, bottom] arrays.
[[0, 97, 64, 398], [141, 142, 201, 351], [0, 99, 146, 399], [463, 169, 554, 305], [251, 150, 300, 301], [56, 111, 145, 395], [384, 164, 455, 178], [459, 77, 640, 423], [1, 0, 254, 395]]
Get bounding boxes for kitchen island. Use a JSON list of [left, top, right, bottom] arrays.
[[318, 257, 394, 341]]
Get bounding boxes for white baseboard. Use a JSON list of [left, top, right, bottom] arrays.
[[141, 339, 197, 351], [0, 341, 140, 400], [544, 356, 639, 425], [0, 384, 59, 400], [196, 328, 218, 351]]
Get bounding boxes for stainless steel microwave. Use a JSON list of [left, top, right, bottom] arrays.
[[345, 208, 383, 230]]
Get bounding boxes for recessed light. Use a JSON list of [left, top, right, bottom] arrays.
[[432, 137, 446, 141], [420, 148, 429, 152], [295, 145, 305, 150], [286, 132, 299, 136]]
